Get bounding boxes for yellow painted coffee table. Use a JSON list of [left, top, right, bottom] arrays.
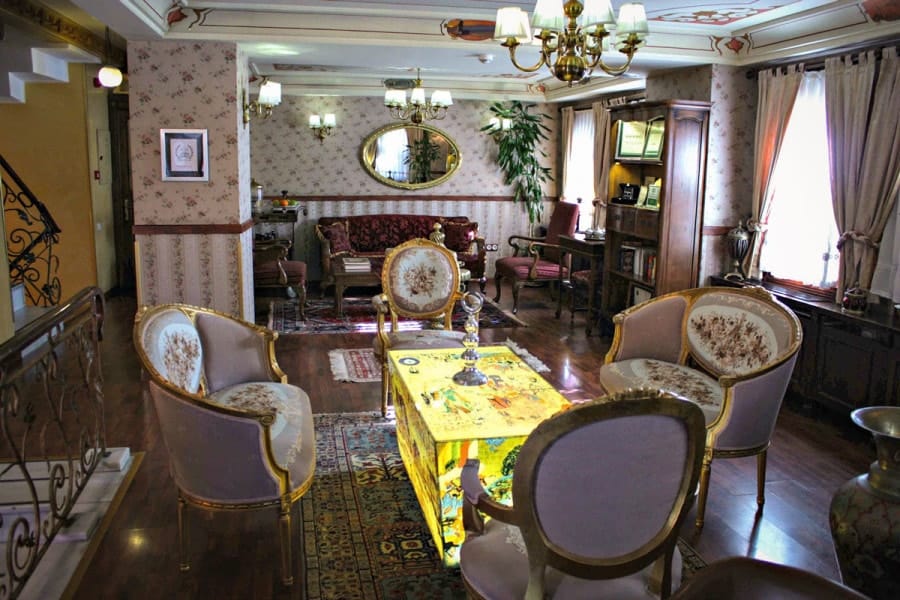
[[387, 345, 571, 567]]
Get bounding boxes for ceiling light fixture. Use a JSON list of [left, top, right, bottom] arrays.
[[494, 0, 649, 85], [243, 78, 282, 125], [97, 27, 123, 88], [384, 68, 452, 124], [309, 113, 337, 142]]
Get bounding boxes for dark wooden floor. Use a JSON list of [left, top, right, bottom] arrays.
[[71, 285, 873, 599]]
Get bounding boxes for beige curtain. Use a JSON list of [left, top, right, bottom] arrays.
[[559, 106, 574, 202], [746, 65, 804, 278], [826, 47, 900, 300], [592, 102, 611, 230]]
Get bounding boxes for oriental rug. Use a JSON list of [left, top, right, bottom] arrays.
[[264, 296, 525, 335], [303, 413, 706, 600], [328, 339, 550, 383]]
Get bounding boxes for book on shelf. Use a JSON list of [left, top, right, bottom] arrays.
[[619, 245, 637, 273]]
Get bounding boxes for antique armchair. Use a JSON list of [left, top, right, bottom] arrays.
[[133, 303, 315, 586], [253, 239, 307, 320], [598, 286, 802, 529], [493, 201, 579, 313], [670, 556, 868, 599], [372, 238, 465, 417], [459, 389, 706, 599]]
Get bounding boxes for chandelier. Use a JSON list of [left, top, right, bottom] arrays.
[[384, 69, 453, 124], [494, 0, 649, 84]]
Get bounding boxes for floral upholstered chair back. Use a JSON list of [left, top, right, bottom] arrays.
[[685, 289, 799, 378], [137, 306, 204, 395], [381, 238, 461, 319]]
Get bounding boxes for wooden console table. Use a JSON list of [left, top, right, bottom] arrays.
[[253, 209, 299, 258], [710, 276, 900, 415], [557, 234, 605, 335]]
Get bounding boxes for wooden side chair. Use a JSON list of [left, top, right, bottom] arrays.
[[253, 239, 307, 320], [492, 201, 579, 313]]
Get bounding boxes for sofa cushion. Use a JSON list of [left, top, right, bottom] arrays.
[[317, 221, 352, 254], [444, 221, 478, 253]]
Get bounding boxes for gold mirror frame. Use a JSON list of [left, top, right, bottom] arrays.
[[360, 123, 462, 190]]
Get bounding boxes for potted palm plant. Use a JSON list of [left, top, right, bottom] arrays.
[[405, 131, 441, 184], [482, 101, 553, 223]]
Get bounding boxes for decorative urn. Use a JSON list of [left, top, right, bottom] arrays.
[[829, 406, 900, 599], [724, 220, 751, 281]]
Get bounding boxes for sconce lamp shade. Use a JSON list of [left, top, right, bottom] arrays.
[[308, 114, 321, 128], [98, 66, 123, 88], [322, 113, 337, 127], [258, 80, 282, 106]]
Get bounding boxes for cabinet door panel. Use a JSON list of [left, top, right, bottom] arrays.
[[634, 209, 659, 240], [815, 320, 888, 411]]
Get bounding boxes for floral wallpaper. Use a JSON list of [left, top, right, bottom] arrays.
[[129, 41, 254, 319], [646, 65, 757, 284], [250, 96, 558, 197]]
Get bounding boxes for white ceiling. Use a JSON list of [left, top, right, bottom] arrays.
[[57, 0, 900, 101]]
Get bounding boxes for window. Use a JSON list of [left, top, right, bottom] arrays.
[[373, 128, 408, 181], [759, 71, 840, 289], [563, 109, 596, 228]]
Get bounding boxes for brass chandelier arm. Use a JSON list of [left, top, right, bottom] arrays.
[[585, 48, 636, 77], [502, 39, 549, 73]]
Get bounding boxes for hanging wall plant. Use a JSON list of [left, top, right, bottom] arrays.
[[482, 101, 553, 224]]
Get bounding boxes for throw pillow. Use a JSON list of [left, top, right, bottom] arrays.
[[443, 222, 478, 253], [316, 221, 352, 255]]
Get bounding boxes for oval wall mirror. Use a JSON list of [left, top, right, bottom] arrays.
[[360, 123, 461, 190]]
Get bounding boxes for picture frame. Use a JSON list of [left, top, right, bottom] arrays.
[[629, 282, 653, 307], [646, 185, 661, 209], [642, 118, 665, 160], [160, 128, 208, 181], [615, 120, 648, 159]]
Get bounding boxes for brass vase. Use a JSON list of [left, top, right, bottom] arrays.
[[724, 220, 751, 281], [829, 406, 900, 599]]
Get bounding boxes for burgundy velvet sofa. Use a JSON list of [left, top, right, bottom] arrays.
[[315, 214, 486, 293]]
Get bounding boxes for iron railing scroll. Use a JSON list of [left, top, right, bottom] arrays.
[[1, 154, 62, 307], [0, 287, 106, 599]]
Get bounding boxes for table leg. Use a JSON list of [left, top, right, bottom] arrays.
[[335, 282, 345, 316]]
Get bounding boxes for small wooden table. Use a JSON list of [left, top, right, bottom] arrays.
[[387, 345, 570, 566], [558, 233, 605, 335], [333, 263, 380, 316]]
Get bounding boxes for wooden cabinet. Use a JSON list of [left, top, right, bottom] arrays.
[[710, 276, 900, 414], [601, 100, 710, 319]]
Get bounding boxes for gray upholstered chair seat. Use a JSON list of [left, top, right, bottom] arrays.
[[598, 359, 723, 426], [372, 329, 466, 358], [461, 518, 683, 599], [209, 381, 314, 480]]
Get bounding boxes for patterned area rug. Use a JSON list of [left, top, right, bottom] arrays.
[[303, 413, 706, 600], [328, 339, 550, 383], [265, 296, 525, 335]]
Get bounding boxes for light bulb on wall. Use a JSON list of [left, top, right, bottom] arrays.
[[309, 113, 337, 142]]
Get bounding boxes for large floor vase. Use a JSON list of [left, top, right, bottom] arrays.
[[829, 406, 900, 599]]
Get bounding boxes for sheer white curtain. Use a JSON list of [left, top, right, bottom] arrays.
[[562, 109, 596, 227], [374, 128, 408, 180], [872, 195, 900, 301], [759, 71, 839, 286]]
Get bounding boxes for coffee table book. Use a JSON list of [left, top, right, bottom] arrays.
[[341, 257, 371, 272]]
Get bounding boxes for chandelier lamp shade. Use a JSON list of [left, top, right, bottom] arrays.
[[494, 0, 649, 84], [97, 27, 123, 88], [243, 78, 282, 124], [384, 69, 452, 124], [309, 113, 337, 142]]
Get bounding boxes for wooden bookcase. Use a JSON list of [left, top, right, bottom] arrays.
[[601, 100, 710, 319]]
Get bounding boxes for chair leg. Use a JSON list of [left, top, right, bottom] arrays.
[[511, 282, 524, 314], [296, 283, 307, 320], [756, 449, 768, 509], [493, 273, 503, 303], [695, 448, 714, 530], [177, 491, 190, 572], [278, 498, 294, 586]]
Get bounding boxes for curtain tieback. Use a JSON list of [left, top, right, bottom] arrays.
[[837, 231, 878, 251]]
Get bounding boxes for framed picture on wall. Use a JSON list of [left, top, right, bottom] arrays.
[[160, 129, 209, 181]]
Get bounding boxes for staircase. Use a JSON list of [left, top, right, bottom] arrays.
[[0, 19, 100, 104]]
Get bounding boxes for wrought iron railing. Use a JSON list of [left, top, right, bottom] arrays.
[[1, 154, 62, 307], [0, 287, 106, 599]]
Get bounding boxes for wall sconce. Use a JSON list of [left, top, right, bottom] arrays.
[[487, 117, 513, 133], [97, 27, 123, 88], [242, 78, 282, 125], [309, 113, 337, 142]]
